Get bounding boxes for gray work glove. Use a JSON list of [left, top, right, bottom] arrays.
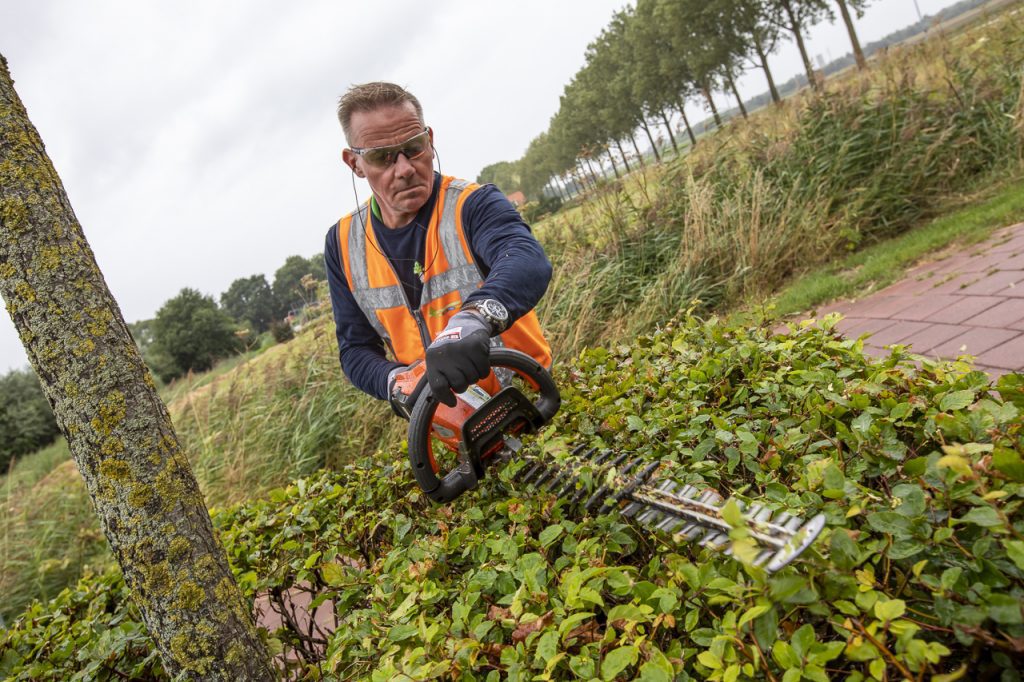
[[425, 311, 491, 407]]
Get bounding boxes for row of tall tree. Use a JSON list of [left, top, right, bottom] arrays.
[[480, 0, 870, 200]]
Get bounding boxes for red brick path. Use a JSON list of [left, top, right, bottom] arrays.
[[804, 222, 1024, 379]]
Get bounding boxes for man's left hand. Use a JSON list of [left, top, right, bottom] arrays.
[[425, 311, 491, 407]]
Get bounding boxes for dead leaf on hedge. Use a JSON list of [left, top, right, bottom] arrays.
[[565, 619, 601, 644], [487, 605, 513, 621], [512, 610, 553, 643]]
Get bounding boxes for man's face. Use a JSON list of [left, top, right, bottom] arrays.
[[342, 103, 435, 227]]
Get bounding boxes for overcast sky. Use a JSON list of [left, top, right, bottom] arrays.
[[0, 1, 965, 373]]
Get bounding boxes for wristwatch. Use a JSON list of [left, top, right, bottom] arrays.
[[462, 299, 509, 334]]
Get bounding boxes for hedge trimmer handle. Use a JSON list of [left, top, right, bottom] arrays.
[[403, 348, 560, 504]]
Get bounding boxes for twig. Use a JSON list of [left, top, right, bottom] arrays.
[[847, 618, 915, 681]]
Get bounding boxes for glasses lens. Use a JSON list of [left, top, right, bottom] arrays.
[[359, 130, 430, 168]]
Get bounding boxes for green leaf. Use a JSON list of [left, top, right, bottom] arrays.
[[387, 623, 418, 642], [626, 415, 644, 432], [941, 567, 962, 591], [696, 650, 722, 670], [771, 640, 799, 668], [874, 599, 906, 621], [534, 630, 559, 664], [602, 645, 639, 680], [791, 623, 815, 659], [940, 390, 975, 411], [637, 647, 674, 682], [958, 507, 1003, 528], [538, 524, 564, 548], [1006, 541, 1024, 571], [993, 447, 1024, 482], [739, 604, 770, 628], [988, 594, 1024, 624], [321, 562, 346, 586], [721, 498, 744, 527]]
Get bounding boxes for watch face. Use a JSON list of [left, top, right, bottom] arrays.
[[482, 299, 508, 322]]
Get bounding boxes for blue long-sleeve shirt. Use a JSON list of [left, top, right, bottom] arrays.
[[324, 174, 552, 399]]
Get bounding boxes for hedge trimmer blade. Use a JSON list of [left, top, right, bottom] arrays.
[[512, 444, 826, 573]]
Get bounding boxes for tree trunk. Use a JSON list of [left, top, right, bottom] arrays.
[[614, 139, 632, 173], [606, 147, 621, 179], [676, 97, 698, 147], [658, 108, 679, 152], [780, 0, 819, 90], [725, 71, 748, 119], [754, 33, 781, 104], [629, 132, 645, 167], [700, 84, 722, 127], [639, 119, 661, 163], [584, 156, 601, 185], [836, 0, 866, 70], [575, 161, 592, 189], [0, 55, 275, 681]]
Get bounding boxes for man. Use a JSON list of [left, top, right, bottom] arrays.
[[324, 82, 552, 412]]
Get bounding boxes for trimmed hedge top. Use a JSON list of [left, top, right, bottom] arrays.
[[2, 314, 1023, 681]]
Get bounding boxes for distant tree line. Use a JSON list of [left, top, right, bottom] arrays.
[[1, 253, 326, 469], [0, 367, 60, 471], [479, 0, 990, 203], [134, 253, 327, 383]]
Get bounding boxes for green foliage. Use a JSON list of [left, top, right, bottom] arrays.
[[0, 571, 164, 680], [220, 273, 278, 333], [0, 367, 59, 471], [151, 288, 243, 382], [273, 254, 325, 317], [5, 315, 1023, 679]]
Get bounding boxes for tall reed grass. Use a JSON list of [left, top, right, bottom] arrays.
[[538, 12, 1024, 357]]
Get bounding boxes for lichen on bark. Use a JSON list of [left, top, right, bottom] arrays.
[[0, 54, 275, 680]]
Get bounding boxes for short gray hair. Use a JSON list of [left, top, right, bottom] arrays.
[[337, 82, 424, 144]]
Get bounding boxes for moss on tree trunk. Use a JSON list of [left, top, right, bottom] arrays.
[[0, 54, 275, 681]]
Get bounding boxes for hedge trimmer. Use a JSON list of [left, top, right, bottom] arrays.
[[390, 349, 825, 573]]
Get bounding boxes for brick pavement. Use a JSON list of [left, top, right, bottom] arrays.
[[804, 222, 1024, 379]]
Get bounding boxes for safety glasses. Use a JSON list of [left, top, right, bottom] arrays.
[[349, 129, 431, 169]]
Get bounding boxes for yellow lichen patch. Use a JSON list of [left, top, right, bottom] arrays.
[[72, 337, 95, 357], [63, 381, 78, 399], [86, 307, 113, 337], [154, 465, 182, 512], [195, 554, 218, 574], [98, 458, 131, 481], [46, 301, 64, 316], [141, 560, 171, 597], [100, 436, 124, 457], [174, 580, 205, 612], [35, 244, 60, 271], [0, 262, 15, 279], [168, 536, 191, 562], [225, 641, 247, 667], [169, 633, 213, 675], [89, 390, 126, 436], [13, 280, 35, 304], [128, 483, 154, 508]]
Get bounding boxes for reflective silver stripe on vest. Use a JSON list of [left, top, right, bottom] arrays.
[[424, 178, 483, 304], [344, 178, 484, 349], [346, 203, 402, 343]]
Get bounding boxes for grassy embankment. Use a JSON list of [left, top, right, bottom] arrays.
[[1, 6, 1022, 621]]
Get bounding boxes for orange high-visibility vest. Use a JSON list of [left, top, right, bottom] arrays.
[[336, 176, 552, 372]]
